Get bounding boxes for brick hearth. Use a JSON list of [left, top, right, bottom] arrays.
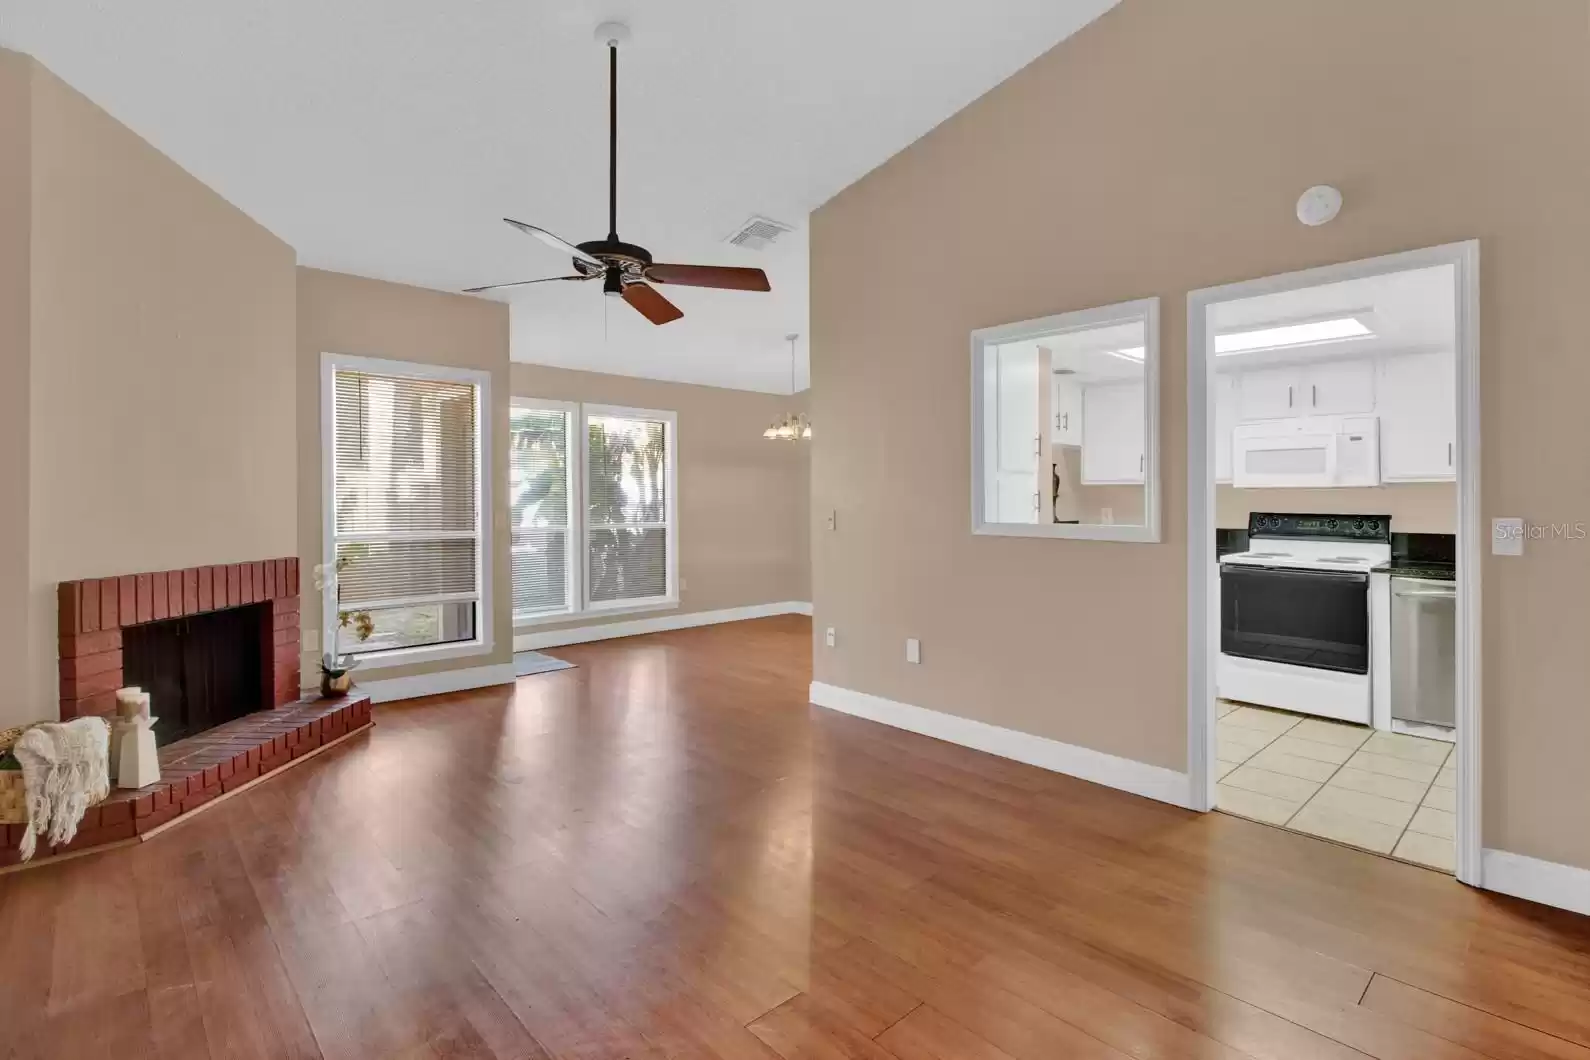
[[57, 558, 301, 720], [1, 692, 372, 868]]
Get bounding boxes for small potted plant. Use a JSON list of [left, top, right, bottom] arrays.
[[313, 554, 374, 692], [320, 652, 360, 698]]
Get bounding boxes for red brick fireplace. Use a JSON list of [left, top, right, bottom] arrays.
[[2, 557, 374, 869], [58, 558, 301, 721]]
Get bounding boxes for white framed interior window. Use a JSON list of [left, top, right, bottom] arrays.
[[970, 297, 1161, 543], [512, 399, 678, 626], [322, 353, 493, 669]]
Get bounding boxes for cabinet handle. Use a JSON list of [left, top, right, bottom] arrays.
[[1062, 412, 1069, 431], [1287, 385, 1293, 408], [1448, 441, 1453, 467], [1139, 454, 1144, 472], [1032, 492, 1041, 512], [1312, 384, 1318, 407]]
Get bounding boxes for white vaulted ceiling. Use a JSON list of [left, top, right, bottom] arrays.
[[0, 1, 1118, 392]]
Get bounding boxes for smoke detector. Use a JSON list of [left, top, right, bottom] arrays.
[[726, 215, 794, 251]]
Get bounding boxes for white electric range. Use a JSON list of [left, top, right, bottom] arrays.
[[1218, 513, 1390, 724]]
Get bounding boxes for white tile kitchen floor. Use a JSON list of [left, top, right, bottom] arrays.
[[1215, 700, 1456, 872]]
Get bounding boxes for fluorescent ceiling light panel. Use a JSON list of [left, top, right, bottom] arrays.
[[1106, 346, 1146, 363], [1215, 316, 1372, 356]]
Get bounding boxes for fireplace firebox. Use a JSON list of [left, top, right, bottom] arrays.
[[58, 559, 301, 730]]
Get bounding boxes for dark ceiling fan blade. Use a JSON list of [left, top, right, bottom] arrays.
[[462, 274, 595, 294], [645, 264, 771, 292], [621, 282, 684, 325], [502, 218, 605, 268]]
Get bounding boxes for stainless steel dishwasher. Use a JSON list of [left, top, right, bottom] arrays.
[[1390, 576, 1456, 728]]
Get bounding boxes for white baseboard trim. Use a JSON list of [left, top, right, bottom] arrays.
[[514, 602, 812, 651], [355, 662, 517, 704], [809, 681, 1193, 809], [1482, 849, 1590, 917]]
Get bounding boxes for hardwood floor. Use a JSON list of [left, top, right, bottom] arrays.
[[3, 613, 1589, 1059]]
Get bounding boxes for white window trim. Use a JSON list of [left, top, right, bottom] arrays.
[[513, 399, 679, 629], [970, 297, 1162, 544], [321, 352, 494, 672]]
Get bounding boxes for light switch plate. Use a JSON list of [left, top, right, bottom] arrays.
[[825, 627, 836, 648], [1492, 518, 1524, 556], [826, 509, 837, 531], [302, 628, 320, 652], [905, 638, 921, 664]]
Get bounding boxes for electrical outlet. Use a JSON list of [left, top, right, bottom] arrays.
[[679, 577, 688, 592], [1100, 507, 1114, 525], [825, 627, 836, 648], [905, 638, 921, 664], [302, 628, 320, 653], [826, 509, 837, 531]]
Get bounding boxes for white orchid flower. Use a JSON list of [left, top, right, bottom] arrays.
[[312, 562, 337, 592]]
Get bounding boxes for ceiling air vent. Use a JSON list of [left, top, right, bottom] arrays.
[[726, 215, 794, 251]]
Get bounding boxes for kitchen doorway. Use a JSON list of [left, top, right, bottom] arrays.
[[1186, 242, 1480, 882]]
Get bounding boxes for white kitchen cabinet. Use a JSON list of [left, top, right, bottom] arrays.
[[1238, 365, 1302, 420], [1081, 381, 1145, 484], [990, 346, 1042, 522], [1214, 374, 1238, 483], [1051, 374, 1083, 446], [1378, 350, 1456, 481], [1303, 358, 1375, 415], [1236, 358, 1374, 421]]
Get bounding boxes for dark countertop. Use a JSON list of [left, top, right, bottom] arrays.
[[1377, 561, 1457, 582]]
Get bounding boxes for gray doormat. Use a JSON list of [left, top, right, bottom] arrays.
[[513, 650, 576, 676]]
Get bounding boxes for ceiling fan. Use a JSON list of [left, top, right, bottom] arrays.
[[465, 21, 771, 325]]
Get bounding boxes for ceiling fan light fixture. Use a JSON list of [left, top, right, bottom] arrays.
[[462, 20, 771, 323]]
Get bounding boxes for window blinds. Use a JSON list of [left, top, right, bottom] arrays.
[[333, 369, 479, 607], [586, 415, 669, 604], [509, 407, 571, 616]]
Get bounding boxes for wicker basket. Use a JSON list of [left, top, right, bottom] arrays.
[[0, 725, 26, 826]]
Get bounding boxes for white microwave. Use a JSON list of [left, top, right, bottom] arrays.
[[1232, 416, 1380, 488]]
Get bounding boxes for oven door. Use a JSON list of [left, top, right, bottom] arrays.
[[1220, 563, 1369, 675]]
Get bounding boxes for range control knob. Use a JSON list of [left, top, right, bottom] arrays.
[[1368, 520, 1381, 533], [1353, 519, 1365, 531], [1326, 519, 1339, 531]]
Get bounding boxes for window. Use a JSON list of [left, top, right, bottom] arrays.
[[512, 400, 677, 624], [509, 402, 574, 618], [324, 355, 491, 665], [971, 298, 1161, 543]]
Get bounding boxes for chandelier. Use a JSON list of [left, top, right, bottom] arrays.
[[763, 333, 811, 441]]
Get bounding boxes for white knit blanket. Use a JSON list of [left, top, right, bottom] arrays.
[[13, 717, 110, 861]]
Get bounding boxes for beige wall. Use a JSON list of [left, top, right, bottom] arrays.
[[17, 58, 297, 725], [510, 364, 810, 632], [0, 51, 32, 728], [1218, 483, 1455, 534], [297, 267, 512, 681], [811, 0, 1590, 869]]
